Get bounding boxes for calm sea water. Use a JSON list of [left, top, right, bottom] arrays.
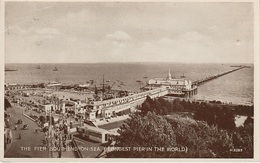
[[5, 63, 254, 105]]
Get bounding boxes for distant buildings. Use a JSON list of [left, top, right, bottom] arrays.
[[4, 84, 33, 90]]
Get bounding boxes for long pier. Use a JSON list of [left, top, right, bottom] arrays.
[[192, 66, 247, 86]]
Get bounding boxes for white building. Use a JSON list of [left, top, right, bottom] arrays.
[[39, 104, 55, 113], [84, 87, 168, 120], [77, 125, 110, 143], [61, 100, 87, 115], [143, 70, 197, 98]]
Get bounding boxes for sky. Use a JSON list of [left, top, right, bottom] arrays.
[[5, 2, 254, 63]]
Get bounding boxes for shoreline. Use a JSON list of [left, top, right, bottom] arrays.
[[5, 86, 254, 107]]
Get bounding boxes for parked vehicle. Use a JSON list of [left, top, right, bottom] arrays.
[[23, 124, 28, 130], [17, 119, 22, 124]]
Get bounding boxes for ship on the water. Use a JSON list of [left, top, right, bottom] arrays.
[[53, 66, 58, 71], [36, 65, 41, 69], [79, 83, 91, 88], [142, 70, 197, 98], [46, 81, 62, 87], [5, 68, 18, 72]]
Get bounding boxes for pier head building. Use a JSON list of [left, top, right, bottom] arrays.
[[142, 70, 197, 98]]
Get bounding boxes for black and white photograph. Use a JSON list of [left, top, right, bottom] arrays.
[[1, 0, 259, 160]]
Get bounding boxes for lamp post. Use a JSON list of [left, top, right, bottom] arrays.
[[48, 110, 53, 158], [48, 95, 58, 158]]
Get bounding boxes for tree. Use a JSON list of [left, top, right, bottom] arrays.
[[236, 122, 253, 158], [161, 106, 169, 115], [140, 101, 151, 115], [194, 105, 236, 130], [166, 116, 233, 158], [107, 112, 176, 158], [108, 111, 236, 158], [244, 116, 253, 126], [38, 116, 46, 124], [171, 98, 184, 112], [216, 106, 236, 130], [4, 98, 12, 110]]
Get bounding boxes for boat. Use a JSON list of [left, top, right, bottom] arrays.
[[46, 81, 62, 87], [36, 65, 41, 69], [181, 73, 185, 78], [5, 68, 18, 72], [79, 83, 90, 88], [53, 67, 58, 71]]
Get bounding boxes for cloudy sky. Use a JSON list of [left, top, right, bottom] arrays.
[[5, 2, 254, 63]]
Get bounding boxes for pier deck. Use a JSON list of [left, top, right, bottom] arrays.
[[192, 66, 247, 86]]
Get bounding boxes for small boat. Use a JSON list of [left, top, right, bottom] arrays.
[[181, 73, 185, 78], [89, 80, 94, 84], [47, 81, 62, 87], [5, 68, 18, 72], [36, 65, 41, 69], [53, 67, 58, 71], [79, 83, 90, 88], [143, 76, 148, 78]]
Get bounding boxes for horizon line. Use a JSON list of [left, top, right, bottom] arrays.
[[4, 61, 254, 64]]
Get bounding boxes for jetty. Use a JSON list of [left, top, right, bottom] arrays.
[[192, 66, 247, 86]]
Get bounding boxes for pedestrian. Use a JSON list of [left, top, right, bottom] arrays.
[[58, 148, 62, 158], [19, 133, 22, 139], [6, 137, 9, 144], [15, 125, 17, 130]]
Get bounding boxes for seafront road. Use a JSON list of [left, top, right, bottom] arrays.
[[5, 105, 48, 158], [5, 104, 81, 158]]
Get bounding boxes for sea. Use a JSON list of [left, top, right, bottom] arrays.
[[5, 63, 254, 106]]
